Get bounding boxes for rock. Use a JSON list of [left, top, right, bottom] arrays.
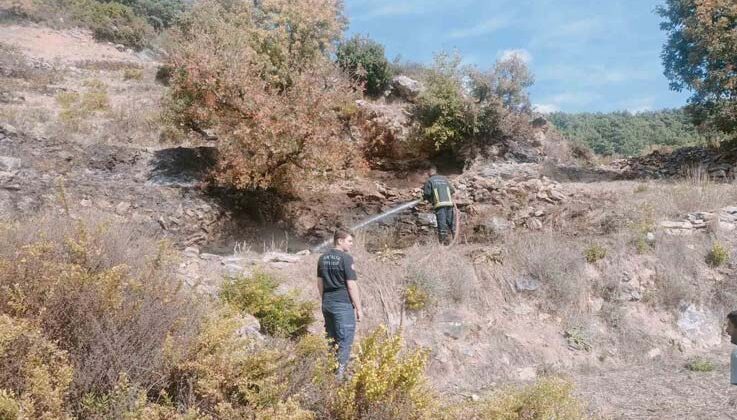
[[391, 75, 424, 101], [517, 367, 537, 381], [417, 212, 437, 227], [224, 263, 246, 277], [0, 156, 21, 174], [0, 124, 17, 135], [115, 201, 131, 214], [262, 252, 301, 264], [515, 277, 540, 292], [296, 249, 311, 256], [677, 304, 722, 347], [526, 218, 543, 230], [646, 232, 656, 243], [647, 348, 662, 359], [478, 216, 510, 235], [183, 246, 200, 258], [470, 394, 480, 402], [235, 313, 263, 340]]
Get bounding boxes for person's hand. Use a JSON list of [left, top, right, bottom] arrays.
[[355, 308, 363, 322]]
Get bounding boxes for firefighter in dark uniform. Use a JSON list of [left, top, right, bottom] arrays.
[[422, 165, 455, 245]]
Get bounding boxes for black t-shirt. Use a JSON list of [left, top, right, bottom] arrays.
[[317, 248, 357, 304]]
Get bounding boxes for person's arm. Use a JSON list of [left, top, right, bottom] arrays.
[[317, 277, 323, 300], [422, 179, 432, 202], [346, 280, 362, 322]]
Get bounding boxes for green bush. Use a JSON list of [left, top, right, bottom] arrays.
[[706, 241, 729, 267], [584, 243, 607, 263], [332, 326, 433, 419], [685, 357, 716, 372], [404, 283, 430, 311], [221, 271, 315, 338], [0, 315, 74, 419], [76, 0, 153, 49], [337, 34, 392, 96], [460, 377, 586, 420], [415, 52, 476, 153]]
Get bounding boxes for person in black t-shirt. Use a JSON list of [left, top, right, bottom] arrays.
[[317, 229, 362, 378]]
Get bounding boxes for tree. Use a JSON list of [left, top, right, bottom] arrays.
[[337, 34, 392, 96], [165, 0, 358, 194], [468, 54, 534, 111], [658, 0, 737, 136]]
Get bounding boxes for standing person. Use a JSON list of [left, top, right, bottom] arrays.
[[727, 310, 737, 385], [422, 165, 456, 245], [317, 229, 362, 379]]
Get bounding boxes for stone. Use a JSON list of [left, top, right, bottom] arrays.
[[0, 156, 21, 175], [646, 232, 656, 243], [262, 252, 301, 264], [391, 75, 424, 101], [1, 124, 18, 135], [480, 216, 510, 235], [235, 313, 263, 339], [517, 367, 537, 381], [647, 348, 662, 359], [296, 249, 311, 256], [527, 218, 543, 230], [224, 263, 246, 277], [115, 201, 131, 214], [183, 246, 200, 258], [677, 304, 722, 347], [515, 277, 540, 292], [417, 212, 437, 227], [660, 221, 693, 229]]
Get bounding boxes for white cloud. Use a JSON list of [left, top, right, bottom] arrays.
[[358, 3, 421, 19], [549, 91, 601, 107], [533, 103, 559, 113], [499, 48, 532, 63], [448, 17, 511, 39]]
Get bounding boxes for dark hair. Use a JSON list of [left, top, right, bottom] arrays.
[[728, 310, 737, 326], [333, 229, 352, 245]]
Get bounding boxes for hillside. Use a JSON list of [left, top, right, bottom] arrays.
[[1, 20, 737, 420]]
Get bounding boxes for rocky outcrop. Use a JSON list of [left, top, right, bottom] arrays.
[[391, 75, 424, 102], [659, 206, 737, 235], [610, 146, 737, 181]]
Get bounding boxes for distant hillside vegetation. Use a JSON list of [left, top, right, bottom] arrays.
[[549, 109, 706, 156]]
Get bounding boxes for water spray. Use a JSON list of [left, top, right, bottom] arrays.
[[311, 199, 422, 252]]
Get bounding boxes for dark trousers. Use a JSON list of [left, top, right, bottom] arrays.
[[435, 206, 455, 244], [322, 300, 356, 376]]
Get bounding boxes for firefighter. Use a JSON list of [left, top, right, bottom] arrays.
[[422, 165, 455, 245]]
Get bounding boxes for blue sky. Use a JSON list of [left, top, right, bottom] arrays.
[[344, 0, 691, 114]]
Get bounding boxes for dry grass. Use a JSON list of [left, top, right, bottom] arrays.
[[0, 211, 203, 399]]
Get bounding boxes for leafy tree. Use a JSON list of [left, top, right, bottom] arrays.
[[165, 0, 358, 194], [658, 0, 737, 136], [549, 109, 707, 156], [470, 54, 534, 111], [337, 34, 393, 96]]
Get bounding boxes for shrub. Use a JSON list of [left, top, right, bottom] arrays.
[[404, 283, 430, 311], [706, 241, 729, 267], [123, 67, 144, 81], [685, 358, 716, 372], [337, 34, 392, 96], [0, 315, 74, 419], [584, 243, 607, 263], [70, 0, 154, 49], [332, 326, 433, 419], [0, 212, 200, 400], [466, 377, 585, 420], [165, 308, 332, 418], [415, 51, 476, 153], [165, 0, 360, 194], [221, 271, 315, 338]]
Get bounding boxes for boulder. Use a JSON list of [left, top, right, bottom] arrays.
[[515, 276, 540, 292], [391, 75, 424, 101], [0, 156, 21, 175], [677, 304, 721, 347]]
